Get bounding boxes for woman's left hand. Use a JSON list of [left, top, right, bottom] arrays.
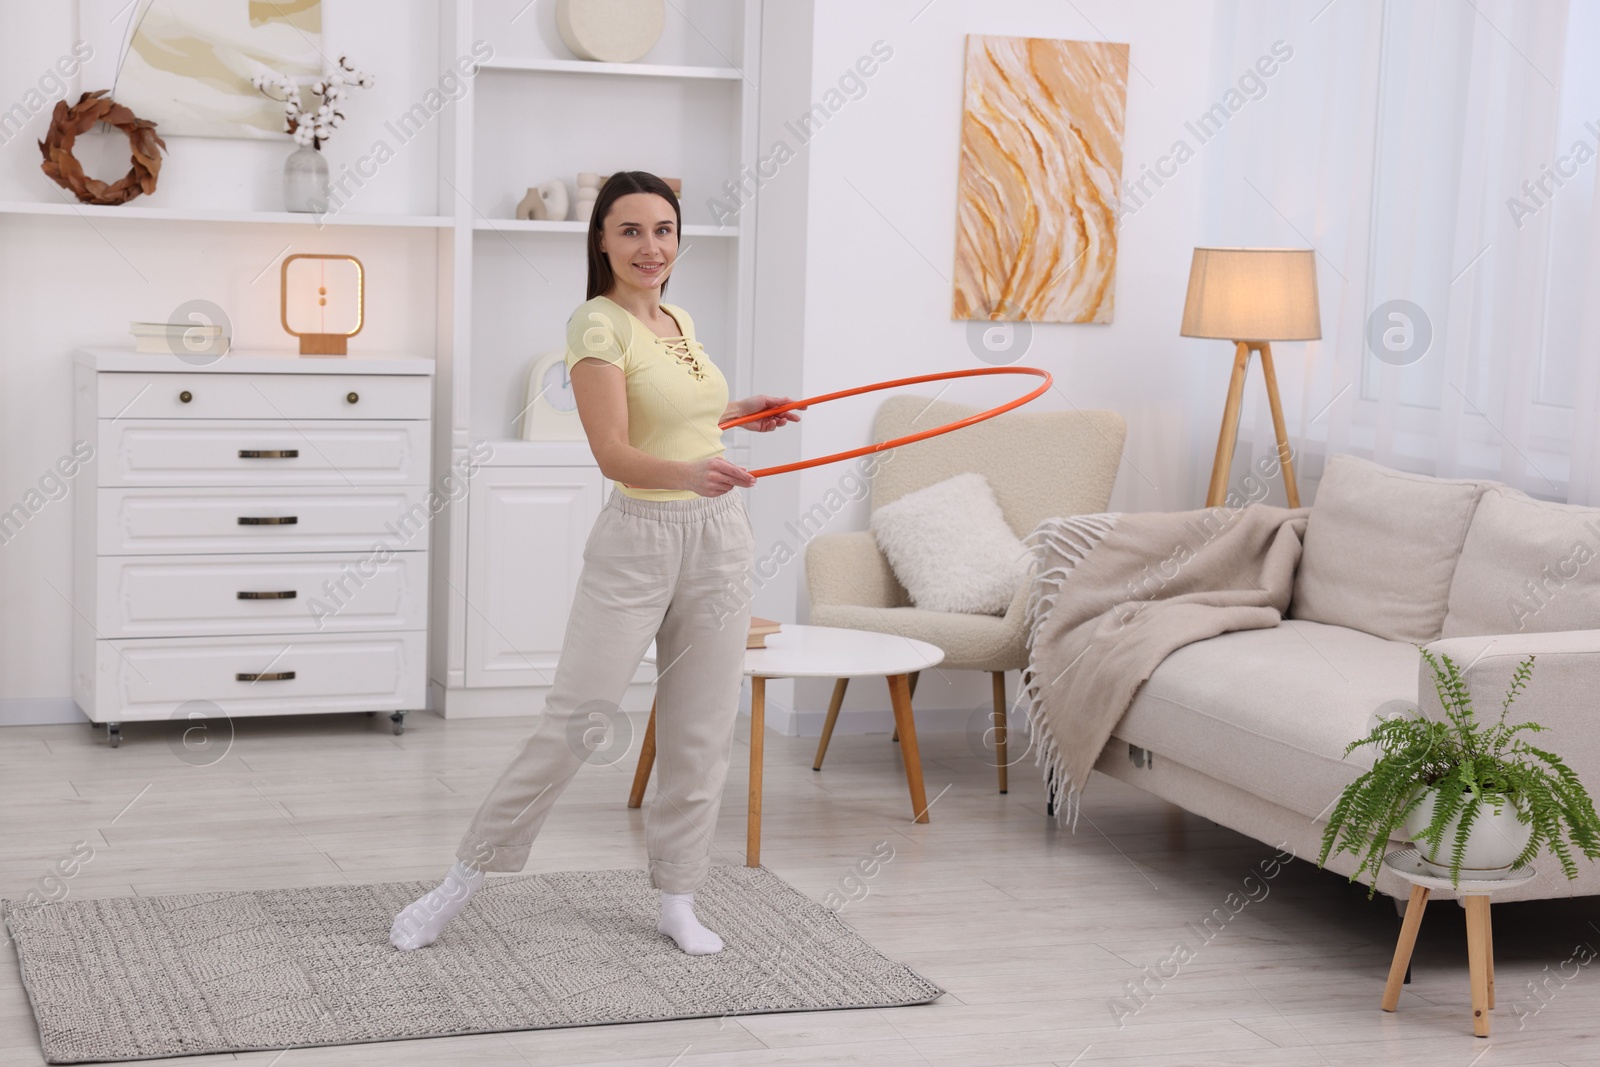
[[734, 395, 805, 432]]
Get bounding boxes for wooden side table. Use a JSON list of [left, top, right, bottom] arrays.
[[626, 624, 945, 867], [1381, 848, 1536, 1038]]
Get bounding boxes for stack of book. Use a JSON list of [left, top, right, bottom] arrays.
[[747, 616, 781, 649], [129, 321, 230, 356]]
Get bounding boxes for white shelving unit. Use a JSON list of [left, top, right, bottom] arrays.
[[471, 218, 737, 237], [435, 0, 760, 716], [475, 57, 743, 80], [0, 200, 453, 228], [7, 0, 760, 725]]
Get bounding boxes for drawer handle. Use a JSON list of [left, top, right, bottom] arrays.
[[238, 449, 299, 459], [237, 516, 298, 525], [237, 590, 297, 600], [237, 670, 296, 682], [346, 391, 359, 404], [179, 390, 193, 403]]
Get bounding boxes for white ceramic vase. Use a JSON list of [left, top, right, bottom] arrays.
[[538, 180, 570, 221], [1401, 788, 1533, 879]]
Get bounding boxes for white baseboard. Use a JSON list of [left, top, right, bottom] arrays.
[[0, 698, 88, 726], [428, 680, 665, 719], [428, 678, 798, 723], [3, 689, 991, 736], [426, 678, 982, 738]]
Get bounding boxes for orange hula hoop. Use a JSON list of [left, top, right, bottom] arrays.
[[719, 366, 1053, 479]]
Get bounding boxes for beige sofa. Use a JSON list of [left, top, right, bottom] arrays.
[[1099, 454, 1600, 901]]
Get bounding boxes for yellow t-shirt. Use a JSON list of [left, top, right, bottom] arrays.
[[565, 295, 729, 501]]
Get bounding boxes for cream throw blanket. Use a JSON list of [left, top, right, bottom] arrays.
[[1021, 505, 1309, 824]]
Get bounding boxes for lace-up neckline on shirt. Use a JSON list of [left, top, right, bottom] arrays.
[[657, 335, 707, 381], [598, 296, 709, 382]]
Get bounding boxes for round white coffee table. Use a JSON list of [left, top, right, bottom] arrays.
[[628, 624, 945, 866]]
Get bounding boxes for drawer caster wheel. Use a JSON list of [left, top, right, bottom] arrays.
[[106, 723, 122, 749], [390, 711, 406, 736]]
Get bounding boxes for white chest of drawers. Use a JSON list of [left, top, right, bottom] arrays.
[[71, 348, 435, 747]]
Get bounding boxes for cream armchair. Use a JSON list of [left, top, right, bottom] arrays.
[[805, 395, 1126, 792]]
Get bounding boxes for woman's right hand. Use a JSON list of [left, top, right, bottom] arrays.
[[684, 456, 756, 496]]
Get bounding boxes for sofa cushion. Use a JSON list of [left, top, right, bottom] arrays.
[[1442, 486, 1600, 637], [1289, 454, 1488, 643], [1113, 620, 1419, 822], [869, 472, 1030, 615]]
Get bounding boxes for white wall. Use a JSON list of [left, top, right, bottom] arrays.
[[0, 0, 1323, 732], [739, 0, 818, 719], [769, 0, 1228, 732]]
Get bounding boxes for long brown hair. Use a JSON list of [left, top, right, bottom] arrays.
[[585, 171, 683, 300]]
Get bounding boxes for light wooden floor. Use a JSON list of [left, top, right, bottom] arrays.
[[3, 707, 1599, 1067]]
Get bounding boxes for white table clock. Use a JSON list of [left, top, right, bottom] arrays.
[[520, 350, 585, 441]]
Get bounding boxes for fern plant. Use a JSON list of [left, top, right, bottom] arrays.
[[1318, 649, 1600, 895]]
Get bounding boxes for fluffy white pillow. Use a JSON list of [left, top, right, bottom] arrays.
[[869, 472, 1031, 614]]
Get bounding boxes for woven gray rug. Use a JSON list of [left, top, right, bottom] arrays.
[[2, 865, 941, 1064]]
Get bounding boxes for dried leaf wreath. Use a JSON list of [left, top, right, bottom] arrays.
[[37, 90, 167, 206]]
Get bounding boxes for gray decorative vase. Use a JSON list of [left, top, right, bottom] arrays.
[[284, 145, 330, 213]]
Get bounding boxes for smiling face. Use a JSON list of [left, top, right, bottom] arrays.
[[598, 192, 679, 295]]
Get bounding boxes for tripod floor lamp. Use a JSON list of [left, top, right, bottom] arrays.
[[1180, 247, 1321, 508]]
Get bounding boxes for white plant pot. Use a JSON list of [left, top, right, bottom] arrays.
[[1401, 788, 1533, 879]]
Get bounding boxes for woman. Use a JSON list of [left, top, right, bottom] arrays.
[[390, 171, 800, 956]]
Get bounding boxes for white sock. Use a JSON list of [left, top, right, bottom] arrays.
[[657, 890, 723, 955], [389, 860, 485, 951]]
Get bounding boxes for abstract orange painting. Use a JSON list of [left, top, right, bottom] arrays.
[[953, 36, 1129, 324]]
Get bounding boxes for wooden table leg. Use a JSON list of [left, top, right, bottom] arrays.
[[746, 676, 765, 868], [890, 672, 919, 744], [1465, 895, 1491, 1037], [1382, 885, 1430, 1012], [887, 673, 930, 823], [1485, 901, 1496, 1009], [627, 699, 657, 809], [812, 677, 849, 771]]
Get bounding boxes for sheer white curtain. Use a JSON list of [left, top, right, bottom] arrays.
[[1205, 0, 1600, 503]]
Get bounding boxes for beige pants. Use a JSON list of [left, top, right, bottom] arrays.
[[455, 486, 755, 893]]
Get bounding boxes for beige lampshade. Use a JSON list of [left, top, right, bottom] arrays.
[[1180, 247, 1321, 342]]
